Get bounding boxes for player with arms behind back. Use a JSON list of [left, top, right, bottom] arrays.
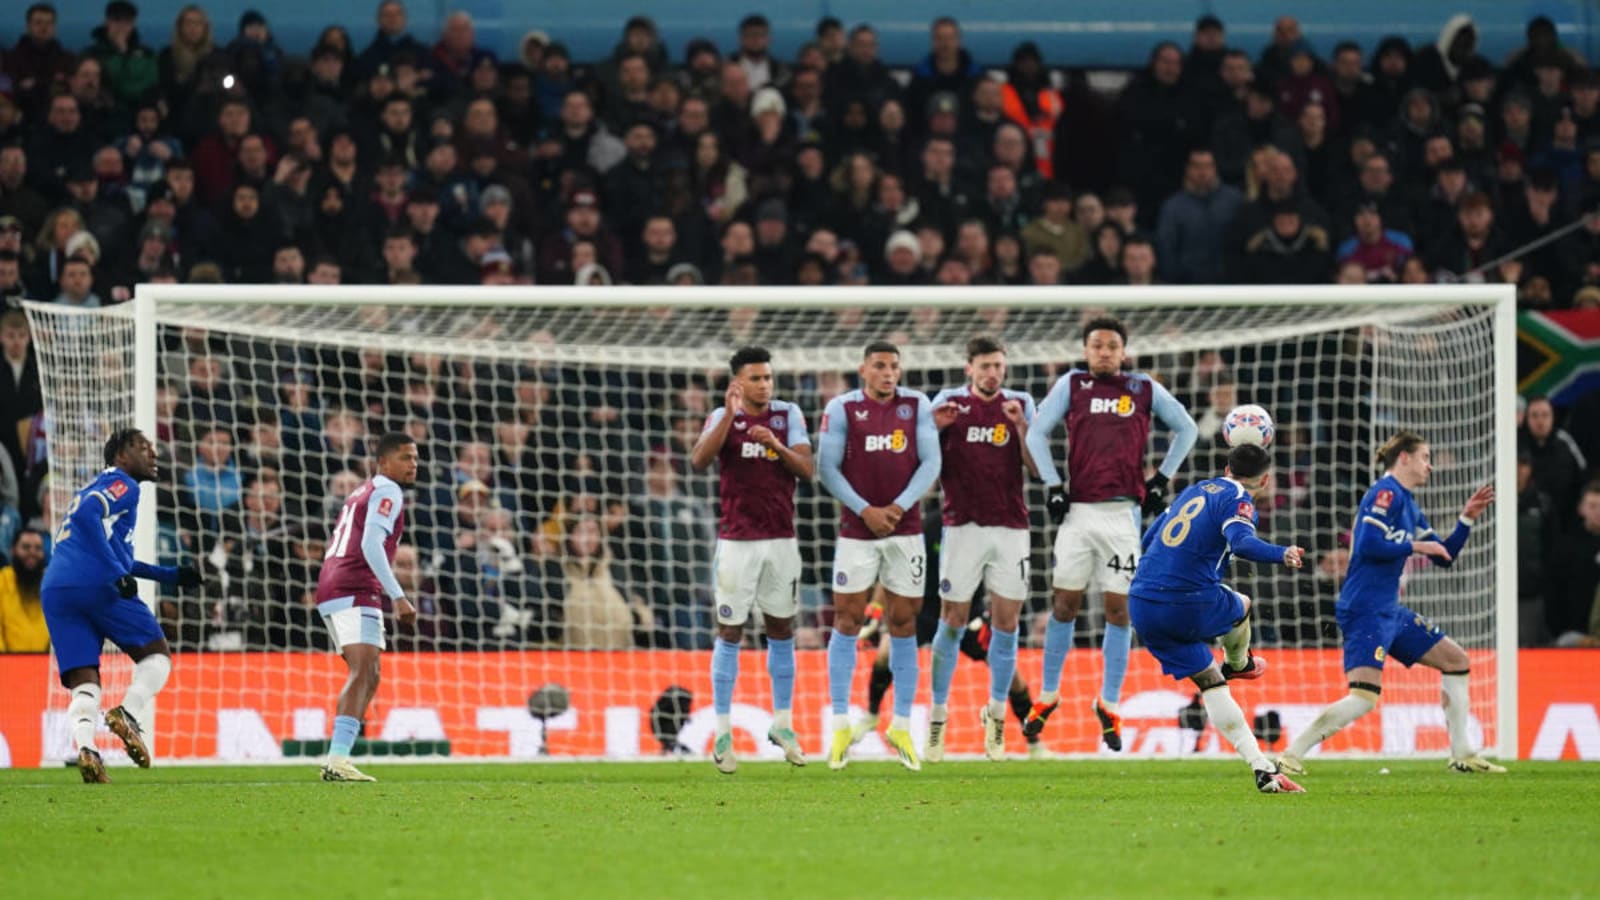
[[1023, 316, 1198, 749], [1276, 431, 1500, 776], [1130, 444, 1306, 793], [926, 335, 1036, 761], [818, 340, 941, 770], [42, 429, 202, 782], [690, 346, 814, 774], [315, 432, 420, 782]]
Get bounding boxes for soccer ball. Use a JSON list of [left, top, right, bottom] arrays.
[[1223, 404, 1275, 448]]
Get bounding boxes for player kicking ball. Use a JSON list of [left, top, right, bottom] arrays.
[[818, 340, 941, 771], [926, 336, 1036, 762], [314, 432, 419, 782], [1129, 444, 1306, 794], [1276, 431, 1500, 776], [690, 346, 814, 774], [42, 429, 203, 782]]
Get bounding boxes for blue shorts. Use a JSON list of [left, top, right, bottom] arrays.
[[1337, 604, 1445, 673], [1129, 586, 1246, 679], [41, 584, 165, 681]]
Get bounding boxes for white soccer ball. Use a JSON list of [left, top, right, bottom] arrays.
[[1223, 404, 1275, 448]]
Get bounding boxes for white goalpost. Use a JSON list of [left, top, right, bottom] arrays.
[[22, 283, 1517, 764]]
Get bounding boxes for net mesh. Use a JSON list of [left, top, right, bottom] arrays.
[[23, 292, 1503, 761]]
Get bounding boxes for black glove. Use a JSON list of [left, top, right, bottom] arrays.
[[1143, 473, 1171, 517], [115, 574, 138, 598], [1046, 487, 1070, 525], [176, 566, 204, 589]]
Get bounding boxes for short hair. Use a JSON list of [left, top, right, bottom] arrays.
[[1459, 191, 1493, 212], [1227, 444, 1272, 479], [816, 16, 842, 36], [103, 427, 142, 466], [1081, 315, 1128, 345], [0, 310, 26, 330], [739, 14, 769, 31], [1376, 430, 1427, 468], [61, 255, 92, 272], [966, 334, 1005, 360], [375, 431, 416, 459], [12, 527, 45, 550], [26, 4, 55, 20], [862, 339, 899, 359], [1585, 480, 1600, 498], [1333, 40, 1362, 57], [931, 15, 959, 32], [728, 345, 771, 375]]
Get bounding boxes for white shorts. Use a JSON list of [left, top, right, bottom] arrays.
[[1053, 500, 1141, 594], [832, 535, 926, 598], [713, 538, 802, 626], [320, 603, 387, 650], [939, 524, 1030, 603]]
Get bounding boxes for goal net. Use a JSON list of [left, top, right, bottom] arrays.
[[21, 285, 1516, 764]]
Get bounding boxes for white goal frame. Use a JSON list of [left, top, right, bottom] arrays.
[[127, 282, 1519, 760]]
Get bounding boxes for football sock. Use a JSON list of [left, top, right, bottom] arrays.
[[930, 622, 962, 707], [1441, 672, 1472, 758], [69, 683, 102, 753], [867, 656, 892, 717], [1221, 618, 1252, 670], [827, 629, 858, 717], [329, 714, 361, 763], [711, 638, 739, 733], [122, 653, 172, 730], [766, 637, 795, 725], [1201, 684, 1271, 772], [1286, 690, 1377, 759], [1102, 622, 1131, 708], [1040, 615, 1076, 699], [889, 635, 918, 719], [988, 626, 1018, 706]]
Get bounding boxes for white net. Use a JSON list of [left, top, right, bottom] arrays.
[[23, 288, 1508, 762]]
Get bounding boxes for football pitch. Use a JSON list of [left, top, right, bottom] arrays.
[[2, 760, 1594, 899]]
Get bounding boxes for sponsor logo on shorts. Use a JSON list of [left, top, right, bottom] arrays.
[[836, 572, 848, 586], [719, 604, 734, 619], [939, 578, 952, 593], [1375, 646, 1386, 662]]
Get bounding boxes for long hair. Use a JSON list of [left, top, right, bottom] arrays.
[[1376, 430, 1426, 469], [169, 5, 215, 84]]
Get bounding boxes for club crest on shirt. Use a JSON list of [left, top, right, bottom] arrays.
[[896, 404, 913, 420], [378, 497, 394, 517], [1128, 379, 1143, 394], [770, 416, 785, 431], [107, 480, 128, 500], [1374, 489, 1393, 515]]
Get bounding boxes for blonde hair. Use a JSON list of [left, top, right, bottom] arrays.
[[1376, 431, 1426, 469], [169, 5, 215, 84]]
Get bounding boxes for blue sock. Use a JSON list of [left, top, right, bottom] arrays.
[[988, 627, 1019, 704], [1102, 623, 1131, 705], [1041, 616, 1076, 695], [329, 714, 360, 760], [828, 629, 858, 715], [766, 637, 795, 716], [889, 635, 919, 719], [930, 623, 962, 707], [711, 638, 740, 716]]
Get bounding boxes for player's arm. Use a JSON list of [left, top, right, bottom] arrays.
[[1222, 520, 1293, 565], [892, 394, 943, 511], [1423, 483, 1495, 567], [774, 407, 814, 480], [1352, 503, 1420, 561], [1149, 379, 1199, 481], [360, 485, 407, 601], [816, 396, 870, 515], [689, 407, 733, 471], [1024, 376, 1069, 487], [1007, 391, 1040, 479]]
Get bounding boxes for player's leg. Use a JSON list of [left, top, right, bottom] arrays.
[[828, 538, 879, 768], [976, 527, 1028, 760], [1218, 590, 1266, 679], [1032, 518, 1090, 736], [879, 535, 927, 770], [756, 540, 805, 766], [1094, 505, 1141, 751], [62, 666, 109, 783], [710, 539, 759, 774], [1007, 674, 1045, 756], [320, 603, 385, 781], [97, 590, 173, 769], [856, 627, 891, 744], [1278, 608, 1390, 774], [928, 524, 981, 760], [44, 586, 116, 782], [1192, 665, 1304, 793], [1408, 620, 1505, 773]]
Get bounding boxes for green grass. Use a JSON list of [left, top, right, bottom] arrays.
[[1, 761, 1596, 899]]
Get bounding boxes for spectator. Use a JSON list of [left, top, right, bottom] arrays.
[[1520, 396, 1588, 532], [156, 5, 215, 128], [731, 14, 786, 92], [560, 515, 647, 650], [1424, 191, 1509, 279], [1517, 452, 1556, 646], [825, 25, 898, 113], [53, 256, 102, 307], [1239, 201, 1334, 284], [1021, 182, 1089, 272], [1118, 234, 1160, 285], [1, 148, 49, 241], [908, 17, 979, 135], [0, 247, 32, 305], [0, 528, 47, 651], [357, 1, 427, 77], [1119, 41, 1197, 218], [1156, 147, 1242, 283], [1335, 202, 1414, 282], [1548, 482, 1600, 645], [89, 1, 158, 117], [184, 425, 243, 530], [1412, 14, 1483, 95], [1075, 222, 1126, 285], [5, 4, 74, 114]]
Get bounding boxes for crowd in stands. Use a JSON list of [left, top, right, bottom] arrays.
[[0, 3, 1597, 652]]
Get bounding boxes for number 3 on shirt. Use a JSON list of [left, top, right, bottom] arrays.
[[1160, 496, 1207, 548]]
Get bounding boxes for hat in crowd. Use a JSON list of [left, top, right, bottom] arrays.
[[756, 197, 787, 224], [457, 478, 491, 498], [0, 215, 21, 234], [1573, 285, 1600, 309], [521, 29, 551, 49], [480, 247, 513, 277], [65, 231, 100, 259], [751, 86, 786, 118], [239, 9, 266, 31], [568, 189, 599, 210], [480, 184, 513, 211], [885, 230, 922, 263], [666, 262, 703, 285], [105, 1, 139, 21], [926, 91, 960, 118], [187, 261, 224, 283], [1458, 102, 1486, 123]]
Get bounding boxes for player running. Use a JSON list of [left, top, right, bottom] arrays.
[[1276, 431, 1500, 776], [926, 335, 1036, 761], [42, 428, 202, 782], [1130, 443, 1306, 793], [818, 340, 941, 771], [315, 432, 420, 782], [690, 346, 814, 774], [1023, 316, 1198, 750]]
